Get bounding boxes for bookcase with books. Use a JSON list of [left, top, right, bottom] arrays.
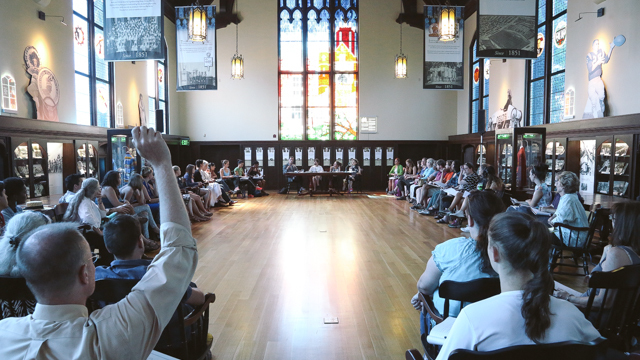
[[544, 138, 567, 191], [11, 138, 49, 199], [595, 135, 634, 198]]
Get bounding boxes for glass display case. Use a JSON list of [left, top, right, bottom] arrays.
[[476, 145, 487, 166], [544, 138, 567, 191], [495, 127, 546, 193], [75, 140, 99, 179], [107, 130, 140, 187], [595, 135, 633, 198], [11, 138, 49, 199]]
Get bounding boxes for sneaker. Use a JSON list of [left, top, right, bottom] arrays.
[[396, 196, 406, 200], [460, 226, 470, 232], [256, 186, 263, 191], [452, 209, 465, 218]]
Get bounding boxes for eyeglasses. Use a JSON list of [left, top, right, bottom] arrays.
[[89, 254, 100, 264]]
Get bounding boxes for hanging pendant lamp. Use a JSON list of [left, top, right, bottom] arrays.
[[231, 0, 244, 79], [439, 4, 457, 42], [395, 0, 407, 79], [188, 1, 207, 42]]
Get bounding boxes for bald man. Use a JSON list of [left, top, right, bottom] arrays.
[[0, 127, 197, 359]]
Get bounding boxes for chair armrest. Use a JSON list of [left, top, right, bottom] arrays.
[[552, 223, 589, 232], [419, 292, 443, 324], [184, 293, 216, 327], [405, 349, 428, 360]]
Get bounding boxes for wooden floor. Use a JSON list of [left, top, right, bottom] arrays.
[[190, 193, 589, 360]]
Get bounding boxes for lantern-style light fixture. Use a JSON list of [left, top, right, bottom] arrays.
[[231, 0, 244, 79], [395, 1, 407, 79], [439, 4, 457, 42], [188, 1, 207, 42]]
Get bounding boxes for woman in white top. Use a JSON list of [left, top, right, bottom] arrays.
[[201, 160, 224, 206], [309, 159, 324, 191], [436, 212, 600, 360], [64, 178, 106, 235]]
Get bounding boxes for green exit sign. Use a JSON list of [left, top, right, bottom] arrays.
[[181, 139, 190, 146]]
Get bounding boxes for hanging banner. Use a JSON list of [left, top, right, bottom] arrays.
[[267, 147, 275, 167], [374, 147, 382, 166], [386, 147, 394, 166], [363, 147, 371, 166], [256, 147, 264, 167], [323, 147, 331, 166], [423, 6, 465, 90], [294, 147, 303, 166], [477, 0, 537, 59], [336, 148, 344, 165], [307, 147, 315, 167], [348, 147, 356, 162], [244, 147, 251, 165], [104, 0, 164, 61], [175, 5, 217, 91], [282, 147, 290, 163]]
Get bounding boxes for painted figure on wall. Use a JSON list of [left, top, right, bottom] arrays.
[[487, 89, 523, 130], [24, 46, 60, 122], [582, 35, 625, 119]]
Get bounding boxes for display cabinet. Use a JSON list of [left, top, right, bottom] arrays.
[[544, 138, 567, 191], [74, 140, 99, 179], [495, 127, 546, 193], [595, 135, 634, 198], [107, 130, 140, 187], [476, 145, 487, 166], [11, 138, 49, 199]]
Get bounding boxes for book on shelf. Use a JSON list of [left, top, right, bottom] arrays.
[[613, 181, 629, 196], [599, 160, 610, 175], [614, 162, 628, 175]]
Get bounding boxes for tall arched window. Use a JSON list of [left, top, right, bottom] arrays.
[[147, 41, 169, 133], [469, 37, 489, 133], [73, 0, 114, 127], [278, 0, 359, 140], [526, 0, 567, 125]]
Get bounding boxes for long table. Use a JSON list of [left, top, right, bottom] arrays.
[[283, 171, 358, 196]]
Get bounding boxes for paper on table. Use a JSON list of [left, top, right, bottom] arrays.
[[511, 197, 528, 206], [462, 191, 470, 198], [531, 207, 551, 216], [444, 188, 458, 196], [147, 350, 179, 360]]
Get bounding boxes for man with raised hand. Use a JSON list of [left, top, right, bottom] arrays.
[[0, 126, 197, 359]]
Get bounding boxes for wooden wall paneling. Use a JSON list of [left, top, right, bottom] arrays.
[[0, 137, 9, 180], [565, 139, 581, 177], [62, 143, 76, 181]]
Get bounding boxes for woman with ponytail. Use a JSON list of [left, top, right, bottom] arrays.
[[64, 178, 107, 234], [436, 212, 600, 360]]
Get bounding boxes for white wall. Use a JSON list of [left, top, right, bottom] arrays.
[[488, 59, 526, 120], [178, 0, 458, 141]]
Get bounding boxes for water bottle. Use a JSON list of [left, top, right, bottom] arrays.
[[477, 182, 484, 191]]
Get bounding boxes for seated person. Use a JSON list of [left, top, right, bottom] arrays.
[[141, 166, 162, 216], [395, 159, 417, 199], [309, 159, 324, 192], [0, 212, 51, 320], [64, 178, 108, 235], [184, 164, 213, 207], [100, 171, 135, 215], [387, 158, 404, 195], [436, 163, 480, 225], [283, 156, 303, 193], [59, 174, 85, 204], [98, 214, 205, 355], [554, 200, 640, 308], [548, 171, 589, 248], [200, 160, 228, 205], [436, 212, 600, 360], [0, 182, 8, 235], [507, 165, 553, 223], [248, 161, 268, 195], [220, 159, 241, 193], [418, 160, 461, 215], [409, 158, 429, 202], [344, 158, 361, 193], [0, 126, 199, 359], [1, 178, 27, 223], [448, 165, 504, 229], [234, 160, 257, 197], [329, 161, 342, 192], [173, 166, 216, 222], [120, 174, 161, 238], [208, 162, 234, 195], [411, 191, 504, 337], [414, 159, 446, 205]]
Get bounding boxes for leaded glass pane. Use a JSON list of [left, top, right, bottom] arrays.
[[334, 10, 358, 71], [551, 14, 567, 73], [334, 73, 357, 107], [281, 108, 304, 140], [94, 0, 104, 27], [96, 81, 110, 127], [307, 108, 330, 140], [73, 15, 89, 75], [75, 74, 91, 125], [95, 27, 108, 81], [307, 74, 330, 106], [483, 96, 489, 116], [550, 73, 565, 123], [472, 41, 478, 63], [158, 62, 165, 101], [307, 10, 331, 71], [148, 97, 155, 113], [472, 63, 480, 101], [529, 79, 545, 125], [281, 74, 304, 107], [537, 0, 546, 25], [147, 61, 156, 97], [334, 108, 357, 140], [531, 25, 546, 79], [553, 0, 567, 16], [280, 10, 304, 71], [483, 60, 490, 96], [73, 0, 87, 17], [159, 100, 166, 133], [471, 100, 478, 133]]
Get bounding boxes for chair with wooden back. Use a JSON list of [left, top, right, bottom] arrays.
[[550, 210, 598, 276], [418, 278, 501, 358], [0, 276, 37, 320], [88, 278, 216, 360], [53, 202, 69, 223], [584, 264, 640, 352]]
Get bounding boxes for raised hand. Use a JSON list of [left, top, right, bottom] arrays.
[[131, 126, 171, 167]]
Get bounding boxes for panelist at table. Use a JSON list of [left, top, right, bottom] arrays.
[[309, 159, 324, 192], [283, 157, 304, 194]]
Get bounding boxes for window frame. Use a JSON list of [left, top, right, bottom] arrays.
[[147, 41, 169, 134], [277, 0, 359, 141], [73, 0, 115, 128], [525, 0, 567, 126], [468, 34, 489, 134]]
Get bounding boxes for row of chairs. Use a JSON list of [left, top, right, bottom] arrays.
[[411, 263, 640, 359]]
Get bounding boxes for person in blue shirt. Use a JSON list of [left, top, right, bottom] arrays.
[[1, 178, 27, 224]]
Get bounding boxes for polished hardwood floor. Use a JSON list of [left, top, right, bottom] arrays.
[[190, 193, 590, 360]]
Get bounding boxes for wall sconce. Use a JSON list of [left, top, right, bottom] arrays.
[[38, 11, 67, 26], [439, 5, 457, 42], [188, 1, 207, 42], [395, 0, 407, 79]]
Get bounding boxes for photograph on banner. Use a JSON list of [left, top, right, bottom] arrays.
[[323, 147, 331, 166], [175, 5, 217, 91], [256, 147, 264, 167], [268, 147, 275, 166], [308, 147, 315, 167], [348, 147, 356, 162], [363, 147, 371, 166], [105, 0, 164, 61], [386, 147, 394, 166], [244, 147, 252, 165], [282, 147, 290, 163], [294, 147, 303, 166], [374, 147, 382, 166], [336, 148, 344, 165], [477, 0, 537, 59], [423, 5, 464, 90]]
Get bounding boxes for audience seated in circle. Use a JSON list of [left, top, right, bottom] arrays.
[[547, 171, 589, 248], [120, 174, 161, 238], [173, 166, 214, 222], [100, 171, 135, 216], [59, 174, 85, 204]]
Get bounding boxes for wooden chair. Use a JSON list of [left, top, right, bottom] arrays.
[[88, 278, 215, 360], [418, 278, 501, 358], [550, 210, 597, 276], [584, 264, 640, 351], [53, 202, 69, 222]]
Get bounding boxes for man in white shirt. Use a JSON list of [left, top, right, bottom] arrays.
[[59, 174, 85, 204], [0, 126, 197, 360]]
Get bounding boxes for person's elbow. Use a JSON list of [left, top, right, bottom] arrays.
[[186, 287, 206, 307]]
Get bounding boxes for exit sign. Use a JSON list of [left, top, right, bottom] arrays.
[[181, 139, 190, 146]]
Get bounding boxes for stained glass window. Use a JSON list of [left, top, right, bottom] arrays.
[[527, 0, 566, 125], [73, 0, 113, 127], [279, 0, 358, 140], [469, 39, 489, 133]]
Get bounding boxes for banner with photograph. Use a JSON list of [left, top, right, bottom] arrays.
[[294, 147, 303, 166], [579, 140, 596, 196], [477, 0, 537, 59], [336, 148, 344, 165], [105, 0, 164, 61], [281, 147, 290, 163], [175, 5, 217, 91], [267, 147, 275, 167], [374, 147, 382, 166], [424, 6, 464, 90], [386, 147, 394, 166], [308, 147, 315, 167], [256, 147, 264, 167], [244, 147, 251, 165], [323, 147, 331, 166], [363, 147, 371, 166], [348, 147, 356, 162]]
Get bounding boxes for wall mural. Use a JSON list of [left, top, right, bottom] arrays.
[[582, 35, 625, 119], [486, 89, 522, 130], [24, 46, 60, 122]]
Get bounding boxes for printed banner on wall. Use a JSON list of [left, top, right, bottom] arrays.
[[175, 5, 217, 91], [374, 147, 382, 166], [244, 147, 251, 165], [386, 147, 394, 166], [363, 147, 371, 166], [307, 147, 315, 167], [424, 5, 464, 90], [256, 147, 264, 167], [267, 147, 275, 167], [336, 148, 344, 165], [477, 0, 537, 59], [348, 147, 356, 162], [579, 140, 596, 196], [104, 0, 164, 61], [294, 148, 303, 167], [282, 147, 290, 163], [323, 147, 331, 166]]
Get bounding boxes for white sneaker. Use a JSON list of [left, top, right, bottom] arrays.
[[460, 226, 470, 232]]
